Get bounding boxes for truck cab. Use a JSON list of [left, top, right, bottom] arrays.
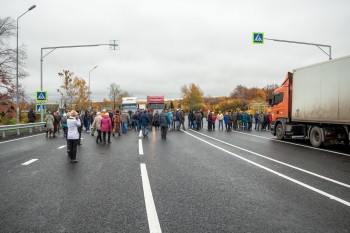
[[270, 72, 292, 140]]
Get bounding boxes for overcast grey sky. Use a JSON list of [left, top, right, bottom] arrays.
[[2, 0, 350, 102]]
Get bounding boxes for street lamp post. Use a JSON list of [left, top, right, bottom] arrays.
[[88, 66, 98, 110], [16, 5, 36, 124], [39, 41, 118, 121], [264, 37, 332, 60]]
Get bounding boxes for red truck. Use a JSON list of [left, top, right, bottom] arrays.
[[146, 96, 165, 114]]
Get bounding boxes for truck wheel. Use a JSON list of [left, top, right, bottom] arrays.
[[276, 124, 284, 140], [310, 126, 322, 147]]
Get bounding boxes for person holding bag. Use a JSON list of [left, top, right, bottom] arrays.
[[67, 110, 81, 163]]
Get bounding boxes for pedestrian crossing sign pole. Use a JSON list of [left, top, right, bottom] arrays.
[[35, 104, 46, 113], [36, 91, 48, 102], [253, 32, 264, 44]]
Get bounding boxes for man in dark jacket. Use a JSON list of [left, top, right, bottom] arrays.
[[254, 112, 259, 130], [140, 110, 150, 138], [207, 111, 212, 131], [159, 109, 170, 139], [178, 109, 186, 131], [28, 108, 36, 123]]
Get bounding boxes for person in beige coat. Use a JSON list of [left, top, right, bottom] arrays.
[[45, 111, 54, 137], [91, 112, 103, 143]]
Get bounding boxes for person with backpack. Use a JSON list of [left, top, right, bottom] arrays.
[[140, 110, 150, 138], [195, 111, 202, 131], [159, 109, 170, 139], [153, 111, 160, 130]]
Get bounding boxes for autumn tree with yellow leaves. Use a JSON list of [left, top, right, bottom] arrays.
[[58, 70, 89, 110], [181, 83, 204, 112]]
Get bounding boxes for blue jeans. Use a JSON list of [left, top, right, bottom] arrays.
[[218, 120, 223, 130], [134, 121, 139, 130], [192, 120, 197, 129], [122, 122, 128, 133], [142, 125, 149, 137]]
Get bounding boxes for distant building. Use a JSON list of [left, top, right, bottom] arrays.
[[0, 103, 16, 118]]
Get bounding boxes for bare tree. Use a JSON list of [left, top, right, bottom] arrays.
[[109, 82, 121, 111], [0, 17, 28, 103]]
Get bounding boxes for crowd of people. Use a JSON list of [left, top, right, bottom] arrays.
[[189, 110, 272, 132], [43, 108, 272, 163]]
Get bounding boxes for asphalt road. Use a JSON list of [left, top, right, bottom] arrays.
[[0, 125, 349, 233]]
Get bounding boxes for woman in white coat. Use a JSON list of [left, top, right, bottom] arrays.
[[67, 110, 81, 163]]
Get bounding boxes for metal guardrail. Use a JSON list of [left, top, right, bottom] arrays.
[[0, 122, 46, 138]]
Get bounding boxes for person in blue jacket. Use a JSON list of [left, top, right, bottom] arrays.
[[224, 112, 229, 131]]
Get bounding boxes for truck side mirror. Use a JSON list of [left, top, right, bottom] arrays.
[[268, 98, 273, 106]]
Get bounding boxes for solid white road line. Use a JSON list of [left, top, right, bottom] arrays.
[[184, 131, 350, 207], [57, 145, 66, 149], [21, 159, 38, 166], [233, 130, 350, 157], [140, 163, 162, 233], [189, 130, 350, 189], [0, 133, 45, 144], [139, 130, 143, 138], [139, 139, 144, 155]]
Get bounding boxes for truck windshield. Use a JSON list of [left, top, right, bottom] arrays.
[[122, 104, 137, 111], [148, 103, 165, 109], [273, 93, 284, 105]]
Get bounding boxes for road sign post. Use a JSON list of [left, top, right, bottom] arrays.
[[36, 90, 48, 122], [35, 104, 46, 113]]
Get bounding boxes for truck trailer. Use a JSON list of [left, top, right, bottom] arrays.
[[270, 55, 350, 147], [147, 96, 165, 114]]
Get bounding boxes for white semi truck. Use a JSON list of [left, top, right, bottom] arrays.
[[121, 97, 138, 112]]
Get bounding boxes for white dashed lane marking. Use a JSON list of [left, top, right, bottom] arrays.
[[21, 159, 38, 166]]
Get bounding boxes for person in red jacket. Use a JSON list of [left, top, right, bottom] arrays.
[[101, 112, 112, 144], [211, 111, 217, 130]]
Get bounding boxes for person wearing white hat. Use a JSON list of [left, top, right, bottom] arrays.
[[67, 110, 81, 163]]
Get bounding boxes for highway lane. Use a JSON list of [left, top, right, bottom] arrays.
[[0, 130, 148, 232], [0, 127, 349, 232], [142, 128, 350, 232]]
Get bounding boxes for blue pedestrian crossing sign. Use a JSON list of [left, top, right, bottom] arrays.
[[36, 104, 46, 113], [36, 91, 48, 102], [253, 32, 264, 44]]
